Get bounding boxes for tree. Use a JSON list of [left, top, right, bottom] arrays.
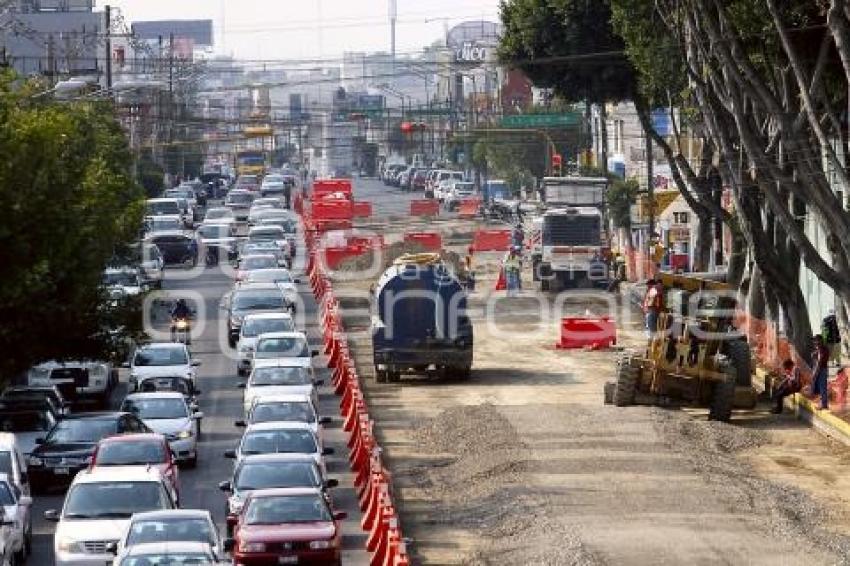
[[499, 0, 635, 172], [607, 178, 639, 251], [0, 72, 145, 379]]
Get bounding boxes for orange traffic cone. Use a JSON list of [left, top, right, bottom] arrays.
[[495, 267, 506, 291]]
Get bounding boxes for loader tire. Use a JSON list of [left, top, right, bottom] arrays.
[[709, 359, 736, 422], [724, 339, 753, 387], [613, 355, 638, 406]]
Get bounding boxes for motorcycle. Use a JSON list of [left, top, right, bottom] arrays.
[[205, 246, 219, 267], [171, 317, 192, 345]]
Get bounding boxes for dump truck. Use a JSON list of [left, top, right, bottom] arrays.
[[371, 254, 473, 382], [531, 176, 610, 290], [604, 273, 756, 421]]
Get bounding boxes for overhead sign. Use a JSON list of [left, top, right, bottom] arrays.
[[455, 42, 488, 63], [500, 113, 580, 128]]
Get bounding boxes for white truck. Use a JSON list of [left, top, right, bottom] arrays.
[[531, 177, 610, 291]]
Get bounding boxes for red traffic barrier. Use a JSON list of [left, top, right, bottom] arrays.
[[458, 197, 480, 218], [312, 199, 353, 221], [410, 199, 439, 217], [352, 201, 373, 218], [313, 179, 353, 200], [403, 231, 442, 252], [321, 245, 368, 269], [556, 316, 617, 350], [347, 234, 384, 249], [472, 229, 512, 252]]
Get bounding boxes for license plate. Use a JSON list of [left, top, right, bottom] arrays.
[[55, 467, 69, 475], [278, 557, 298, 565]]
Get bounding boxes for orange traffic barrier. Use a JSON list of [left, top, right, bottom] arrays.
[[472, 229, 511, 252], [410, 199, 439, 217], [404, 231, 442, 252], [556, 317, 617, 349], [457, 197, 480, 218], [352, 201, 373, 218]]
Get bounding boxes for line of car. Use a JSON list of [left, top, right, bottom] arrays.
[[0, 173, 344, 565]]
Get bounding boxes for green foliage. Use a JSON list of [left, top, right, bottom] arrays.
[[499, 0, 635, 103], [137, 151, 164, 198], [607, 177, 639, 229], [0, 72, 145, 379]]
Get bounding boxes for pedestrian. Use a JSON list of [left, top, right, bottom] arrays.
[[771, 359, 802, 414], [503, 247, 522, 297], [643, 278, 663, 337], [822, 309, 841, 366], [511, 224, 525, 249], [810, 334, 830, 410], [515, 201, 524, 224]]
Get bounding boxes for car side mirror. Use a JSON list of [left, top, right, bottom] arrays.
[[224, 449, 237, 459], [218, 481, 232, 492], [321, 447, 335, 456], [105, 541, 118, 555], [333, 511, 348, 521], [234, 420, 246, 428], [237, 383, 246, 389], [325, 478, 339, 488], [319, 416, 332, 425], [223, 539, 235, 553], [44, 509, 60, 522]]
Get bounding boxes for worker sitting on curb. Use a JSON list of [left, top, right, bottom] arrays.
[[504, 247, 522, 297], [771, 359, 802, 414]]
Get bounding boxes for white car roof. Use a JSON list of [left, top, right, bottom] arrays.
[[139, 343, 187, 352], [147, 198, 180, 204], [239, 453, 318, 465], [246, 421, 313, 432], [129, 509, 212, 521], [240, 254, 278, 261], [256, 331, 306, 340], [243, 312, 294, 322], [251, 393, 312, 405], [124, 391, 187, 401], [234, 282, 285, 293], [251, 359, 312, 370], [249, 226, 285, 234], [121, 541, 215, 556], [73, 466, 165, 484]]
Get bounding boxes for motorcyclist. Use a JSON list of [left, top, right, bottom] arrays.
[[170, 299, 192, 343], [188, 238, 199, 266]]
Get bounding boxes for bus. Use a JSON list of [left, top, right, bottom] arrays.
[[235, 150, 267, 177]]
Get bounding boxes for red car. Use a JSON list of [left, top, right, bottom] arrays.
[[89, 433, 180, 503], [226, 487, 346, 565]]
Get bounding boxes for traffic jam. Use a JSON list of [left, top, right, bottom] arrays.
[[3, 172, 348, 565]]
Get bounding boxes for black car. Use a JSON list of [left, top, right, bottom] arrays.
[[146, 233, 198, 266], [27, 412, 150, 492], [1, 385, 70, 416]]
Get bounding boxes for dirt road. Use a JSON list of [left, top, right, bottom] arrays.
[[333, 179, 850, 565]]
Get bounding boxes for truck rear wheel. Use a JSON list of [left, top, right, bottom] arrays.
[[708, 359, 736, 422]]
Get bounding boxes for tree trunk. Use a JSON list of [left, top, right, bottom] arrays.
[[748, 264, 766, 320], [692, 212, 712, 272], [599, 103, 609, 174], [584, 99, 593, 162]]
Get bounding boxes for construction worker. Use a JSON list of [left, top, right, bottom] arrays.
[[643, 278, 663, 337], [504, 247, 522, 297]]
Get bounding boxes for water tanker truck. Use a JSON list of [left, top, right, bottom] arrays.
[[371, 254, 473, 382]]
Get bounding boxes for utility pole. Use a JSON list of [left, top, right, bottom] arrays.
[[389, 0, 397, 71], [45, 34, 55, 85], [104, 5, 112, 90], [646, 129, 655, 252]]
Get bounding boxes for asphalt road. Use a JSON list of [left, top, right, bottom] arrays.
[[28, 186, 388, 565]]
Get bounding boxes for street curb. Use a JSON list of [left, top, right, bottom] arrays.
[[755, 367, 850, 447]]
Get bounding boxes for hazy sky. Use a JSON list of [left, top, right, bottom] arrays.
[[106, 0, 501, 61]]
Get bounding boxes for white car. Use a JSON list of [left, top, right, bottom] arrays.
[[145, 198, 182, 218], [240, 394, 329, 444], [239, 363, 317, 414], [111, 509, 222, 557], [45, 466, 177, 566], [120, 392, 202, 467], [444, 181, 476, 210], [236, 313, 297, 376], [247, 225, 290, 256], [0, 474, 32, 564], [103, 267, 145, 300], [139, 244, 164, 289], [28, 360, 117, 407], [250, 331, 315, 374], [144, 215, 184, 235], [241, 268, 299, 290], [0, 435, 31, 495], [126, 343, 200, 392], [224, 422, 331, 473], [111, 541, 220, 565], [203, 207, 235, 222], [238, 243, 289, 270]]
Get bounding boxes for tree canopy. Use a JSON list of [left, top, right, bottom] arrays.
[[0, 72, 145, 378]]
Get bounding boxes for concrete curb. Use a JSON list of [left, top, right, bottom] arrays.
[[756, 367, 850, 447]]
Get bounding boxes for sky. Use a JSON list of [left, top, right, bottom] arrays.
[[105, 0, 501, 62]]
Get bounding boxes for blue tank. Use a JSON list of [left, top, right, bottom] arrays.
[[371, 260, 473, 382]]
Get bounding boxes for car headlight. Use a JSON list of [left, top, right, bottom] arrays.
[[27, 456, 43, 466], [57, 536, 82, 554], [177, 430, 193, 439], [238, 541, 266, 553], [309, 540, 333, 550]]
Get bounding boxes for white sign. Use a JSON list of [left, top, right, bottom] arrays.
[[455, 42, 488, 63]]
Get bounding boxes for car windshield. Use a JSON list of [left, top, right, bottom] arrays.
[[63, 481, 170, 519], [0, 483, 14, 506], [47, 418, 116, 443], [0, 452, 13, 478], [259, 218, 296, 233], [166, 190, 193, 200], [241, 429, 317, 455], [249, 229, 284, 241], [97, 440, 166, 465], [126, 518, 214, 546], [103, 272, 138, 287], [205, 208, 232, 220], [242, 317, 295, 337], [250, 367, 310, 386], [134, 348, 189, 367], [262, 183, 284, 192], [147, 218, 182, 232], [123, 398, 188, 420], [235, 461, 321, 491], [227, 193, 253, 205], [120, 554, 214, 566], [250, 401, 315, 424], [255, 337, 308, 358], [244, 494, 331, 525], [0, 410, 55, 432], [242, 243, 278, 256], [147, 201, 180, 216], [197, 225, 230, 239], [245, 270, 293, 285], [233, 291, 285, 311], [241, 256, 278, 270]]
